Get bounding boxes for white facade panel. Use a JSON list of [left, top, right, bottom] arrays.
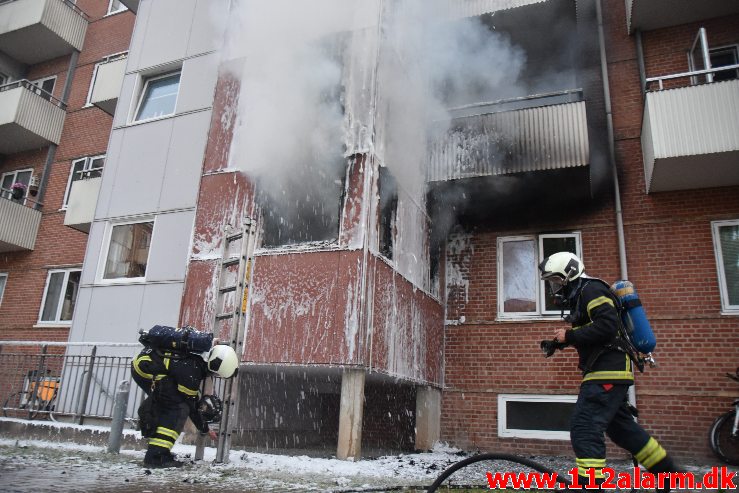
[[80, 221, 106, 285], [145, 210, 196, 282], [158, 111, 211, 211], [133, 0, 195, 72], [112, 73, 137, 129], [71, 285, 146, 342], [95, 128, 123, 217], [106, 119, 173, 218], [186, 0, 229, 57], [176, 54, 219, 114], [139, 282, 186, 332]]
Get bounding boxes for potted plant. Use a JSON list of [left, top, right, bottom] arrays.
[[10, 182, 26, 201]]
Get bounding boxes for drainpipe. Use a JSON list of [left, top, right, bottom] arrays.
[[35, 50, 79, 211], [635, 30, 647, 97], [596, 0, 636, 408]]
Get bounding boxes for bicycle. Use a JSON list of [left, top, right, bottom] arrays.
[[708, 367, 739, 465], [2, 370, 59, 420]]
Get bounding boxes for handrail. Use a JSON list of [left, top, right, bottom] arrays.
[[0, 79, 67, 110], [645, 64, 739, 91], [0, 341, 140, 347], [0, 187, 43, 209], [447, 88, 584, 112]]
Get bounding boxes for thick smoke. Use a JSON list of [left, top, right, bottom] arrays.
[[218, 0, 527, 248]]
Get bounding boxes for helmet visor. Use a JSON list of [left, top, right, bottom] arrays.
[[546, 276, 566, 295]]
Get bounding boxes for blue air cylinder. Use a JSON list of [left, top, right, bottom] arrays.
[[611, 281, 656, 354], [142, 325, 213, 353]]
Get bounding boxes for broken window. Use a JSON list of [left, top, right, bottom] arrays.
[[378, 167, 398, 260]]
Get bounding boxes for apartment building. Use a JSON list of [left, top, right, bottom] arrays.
[[5, 0, 736, 463], [0, 0, 133, 342]]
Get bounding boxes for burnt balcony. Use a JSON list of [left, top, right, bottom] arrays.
[[63, 173, 101, 233], [0, 0, 88, 65], [0, 189, 42, 252], [626, 0, 739, 33], [0, 80, 66, 154], [118, 0, 138, 14], [642, 68, 739, 193], [89, 53, 127, 116], [427, 90, 591, 221]]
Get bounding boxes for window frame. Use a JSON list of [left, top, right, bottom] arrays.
[[30, 75, 56, 99], [37, 268, 81, 325], [97, 218, 155, 284], [712, 219, 739, 314], [62, 155, 106, 209], [132, 71, 181, 123], [497, 232, 582, 320], [106, 0, 128, 15], [0, 273, 7, 306], [1, 168, 33, 204], [709, 44, 739, 82], [498, 394, 577, 440]]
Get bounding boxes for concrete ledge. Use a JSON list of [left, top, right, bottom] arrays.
[[0, 417, 146, 450]]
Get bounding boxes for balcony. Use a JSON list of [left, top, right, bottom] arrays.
[[0, 80, 66, 154], [0, 0, 88, 65], [118, 0, 138, 14], [89, 53, 127, 116], [63, 175, 101, 233], [0, 191, 42, 252], [626, 0, 739, 33], [642, 76, 739, 193]]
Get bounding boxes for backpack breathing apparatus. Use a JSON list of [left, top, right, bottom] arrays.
[[138, 325, 213, 354], [610, 280, 657, 368]]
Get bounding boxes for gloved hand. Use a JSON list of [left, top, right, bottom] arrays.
[[540, 339, 567, 357]]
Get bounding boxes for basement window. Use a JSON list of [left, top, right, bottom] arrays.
[[63, 155, 105, 208], [498, 394, 576, 440], [102, 220, 154, 281], [497, 232, 581, 319], [712, 219, 739, 314], [38, 269, 81, 324], [134, 71, 181, 122]]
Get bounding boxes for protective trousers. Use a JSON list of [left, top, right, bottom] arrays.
[[570, 383, 678, 491]]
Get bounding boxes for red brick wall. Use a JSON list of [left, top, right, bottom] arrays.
[[0, 4, 134, 342], [440, 0, 739, 462]]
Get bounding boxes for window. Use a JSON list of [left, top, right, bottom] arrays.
[[102, 220, 154, 281], [63, 155, 105, 207], [39, 269, 81, 324], [378, 167, 398, 260], [134, 72, 181, 122], [712, 220, 739, 314], [1, 168, 33, 203], [30, 76, 56, 100], [498, 394, 576, 440], [107, 0, 128, 15], [710, 45, 739, 82], [0, 273, 7, 306], [497, 232, 581, 318]]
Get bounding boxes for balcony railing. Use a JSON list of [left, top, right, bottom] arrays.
[[89, 53, 128, 116], [0, 79, 66, 154], [63, 174, 102, 233], [641, 67, 739, 193], [0, 0, 88, 65], [0, 188, 42, 252], [428, 89, 588, 182], [626, 0, 739, 33]]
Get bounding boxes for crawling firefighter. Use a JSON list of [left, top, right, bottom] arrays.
[[131, 325, 238, 468]]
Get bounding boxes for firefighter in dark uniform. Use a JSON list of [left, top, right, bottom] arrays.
[[539, 252, 681, 492], [132, 339, 237, 468]]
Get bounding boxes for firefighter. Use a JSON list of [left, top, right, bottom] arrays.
[[131, 342, 238, 468], [539, 252, 680, 492]]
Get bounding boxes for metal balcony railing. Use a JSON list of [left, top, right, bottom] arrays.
[[0, 79, 66, 109]]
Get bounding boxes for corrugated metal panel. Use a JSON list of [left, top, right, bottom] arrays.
[[646, 80, 739, 159], [394, 0, 550, 19], [0, 198, 42, 252], [428, 101, 589, 182], [15, 85, 66, 144], [41, 0, 87, 52]]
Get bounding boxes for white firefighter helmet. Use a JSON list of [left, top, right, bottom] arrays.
[[538, 251, 584, 294], [207, 344, 238, 378]]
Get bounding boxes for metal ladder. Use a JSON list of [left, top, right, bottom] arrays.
[[195, 217, 257, 463]]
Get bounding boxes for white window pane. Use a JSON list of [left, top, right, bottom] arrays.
[[41, 272, 65, 321], [60, 271, 81, 321], [719, 224, 739, 306], [135, 73, 180, 121], [0, 274, 7, 305], [502, 240, 536, 313], [541, 236, 578, 312], [104, 222, 153, 279]]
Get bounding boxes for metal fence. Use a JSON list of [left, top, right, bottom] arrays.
[[0, 342, 145, 427]]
